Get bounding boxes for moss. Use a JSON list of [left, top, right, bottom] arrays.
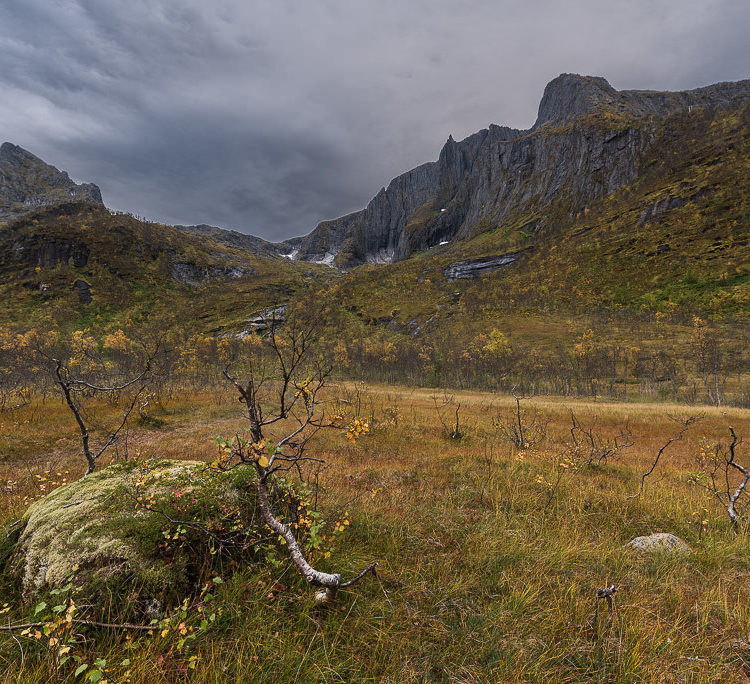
[[10, 460, 276, 615]]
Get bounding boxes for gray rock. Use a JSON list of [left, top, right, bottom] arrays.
[[170, 261, 208, 285], [444, 252, 524, 280], [37, 238, 89, 268], [231, 306, 287, 337], [170, 261, 251, 285], [625, 532, 691, 554], [73, 279, 92, 304], [638, 189, 706, 226]]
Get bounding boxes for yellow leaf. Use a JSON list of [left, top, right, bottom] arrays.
[[258, 455, 269, 468]]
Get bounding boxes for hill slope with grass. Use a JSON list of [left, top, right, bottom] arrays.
[[0, 202, 329, 333]]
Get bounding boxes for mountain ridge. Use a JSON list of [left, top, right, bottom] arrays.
[[282, 73, 750, 268], [4, 73, 748, 273]]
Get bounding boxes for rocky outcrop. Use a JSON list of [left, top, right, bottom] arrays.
[[73, 279, 92, 304], [0, 143, 103, 223], [21, 237, 90, 269], [638, 189, 706, 226], [7, 460, 279, 610], [229, 306, 286, 337], [284, 74, 750, 268], [170, 261, 251, 285], [444, 251, 525, 280]]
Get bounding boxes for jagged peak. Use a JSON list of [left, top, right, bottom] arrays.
[[1, 141, 41, 164], [533, 73, 617, 128], [533, 73, 750, 129], [1, 141, 66, 172]]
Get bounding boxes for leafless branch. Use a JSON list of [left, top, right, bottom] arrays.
[[632, 415, 701, 498], [726, 427, 748, 531]]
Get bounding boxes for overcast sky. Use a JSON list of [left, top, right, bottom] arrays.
[[1, 1, 748, 241]]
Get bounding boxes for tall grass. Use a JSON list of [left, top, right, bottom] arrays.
[[1, 386, 749, 681]]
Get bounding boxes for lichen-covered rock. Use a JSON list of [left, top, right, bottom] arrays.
[[625, 532, 691, 554], [9, 460, 270, 610]]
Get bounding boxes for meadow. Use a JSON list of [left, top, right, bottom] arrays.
[[1, 383, 750, 682]]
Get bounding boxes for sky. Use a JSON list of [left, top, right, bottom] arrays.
[[1, 1, 748, 242]]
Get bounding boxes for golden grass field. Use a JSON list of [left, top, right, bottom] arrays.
[[2, 383, 750, 682]]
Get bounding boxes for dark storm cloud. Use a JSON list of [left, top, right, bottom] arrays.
[[1, 0, 748, 241]]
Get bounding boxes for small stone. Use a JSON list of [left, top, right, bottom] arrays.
[[625, 532, 691, 554], [73, 279, 92, 304]]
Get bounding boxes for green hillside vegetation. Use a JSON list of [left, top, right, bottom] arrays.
[[328, 103, 750, 323], [0, 203, 330, 334], [301, 102, 750, 400]]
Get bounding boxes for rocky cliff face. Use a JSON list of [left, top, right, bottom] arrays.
[[284, 74, 750, 268], [0, 143, 103, 223]]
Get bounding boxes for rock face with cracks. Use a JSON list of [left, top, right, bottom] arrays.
[[284, 74, 750, 268], [8, 460, 273, 610]]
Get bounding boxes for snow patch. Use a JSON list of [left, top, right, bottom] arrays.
[[283, 249, 299, 260], [311, 252, 337, 268]]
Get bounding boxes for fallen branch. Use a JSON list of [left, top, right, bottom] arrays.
[[0, 618, 158, 632]]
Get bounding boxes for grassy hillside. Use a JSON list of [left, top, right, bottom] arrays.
[[299, 102, 750, 400], [0, 203, 330, 334], [327, 103, 750, 325]]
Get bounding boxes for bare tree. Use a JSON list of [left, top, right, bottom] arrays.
[[633, 414, 701, 497], [567, 412, 634, 467], [220, 314, 377, 601], [691, 318, 726, 406], [432, 391, 464, 440], [692, 427, 749, 532], [52, 359, 153, 475], [32, 331, 162, 476], [496, 389, 547, 450]]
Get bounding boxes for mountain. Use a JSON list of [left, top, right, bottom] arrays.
[[284, 74, 750, 268], [0, 201, 326, 333], [174, 223, 285, 259], [0, 142, 103, 223], [1, 73, 748, 362], [0, 144, 332, 333]]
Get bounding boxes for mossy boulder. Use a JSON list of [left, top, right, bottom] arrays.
[[9, 459, 275, 614]]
